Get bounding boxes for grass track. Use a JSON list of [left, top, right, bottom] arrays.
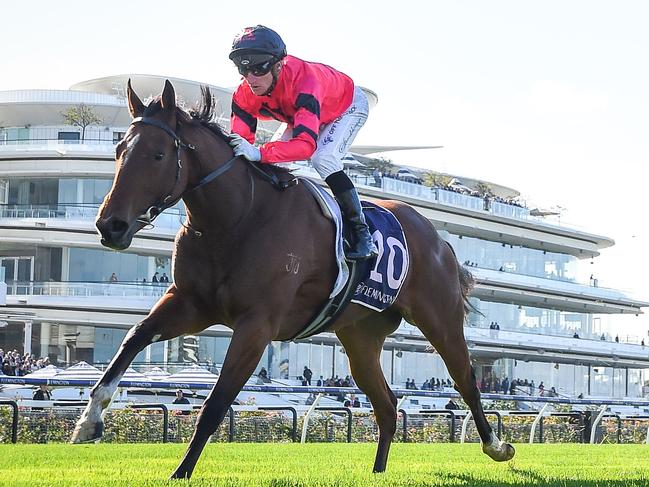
[[2, 443, 649, 486]]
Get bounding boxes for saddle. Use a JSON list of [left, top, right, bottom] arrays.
[[248, 162, 409, 340]]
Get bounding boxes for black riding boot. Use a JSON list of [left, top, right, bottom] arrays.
[[335, 188, 379, 260]]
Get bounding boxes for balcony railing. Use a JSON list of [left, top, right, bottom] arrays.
[[5, 281, 168, 298], [0, 139, 541, 225], [0, 204, 185, 232], [0, 138, 118, 147], [294, 163, 546, 223]]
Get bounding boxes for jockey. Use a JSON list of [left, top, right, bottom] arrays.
[[228, 25, 378, 260]]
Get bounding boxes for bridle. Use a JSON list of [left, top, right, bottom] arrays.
[[130, 116, 239, 227]]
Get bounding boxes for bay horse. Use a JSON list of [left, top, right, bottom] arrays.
[[71, 80, 514, 479]]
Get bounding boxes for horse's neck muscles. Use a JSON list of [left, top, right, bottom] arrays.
[[183, 157, 276, 236]]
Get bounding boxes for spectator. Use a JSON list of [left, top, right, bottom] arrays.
[[445, 399, 460, 410], [160, 273, 169, 283], [316, 375, 323, 386], [642, 339, 645, 347], [600, 334, 606, 341], [32, 385, 51, 402], [538, 381, 545, 396], [109, 272, 118, 282], [573, 332, 580, 339], [257, 367, 270, 383], [152, 272, 159, 283], [501, 377, 509, 394], [353, 397, 361, 408], [303, 365, 313, 385], [172, 390, 190, 415], [615, 335, 619, 343], [299, 375, 308, 386]]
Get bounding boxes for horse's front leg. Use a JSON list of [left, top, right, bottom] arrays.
[[71, 288, 207, 443], [170, 321, 273, 479]]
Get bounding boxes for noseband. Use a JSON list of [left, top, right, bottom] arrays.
[[130, 117, 238, 227]]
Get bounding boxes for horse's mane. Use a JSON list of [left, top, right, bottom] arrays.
[[142, 87, 229, 142], [187, 86, 230, 142]]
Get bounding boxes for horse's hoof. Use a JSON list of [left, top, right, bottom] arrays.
[[70, 420, 104, 444], [482, 434, 515, 462]]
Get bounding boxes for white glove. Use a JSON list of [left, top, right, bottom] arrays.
[[228, 133, 261, 162]]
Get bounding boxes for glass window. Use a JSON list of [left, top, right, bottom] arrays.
[[83, 179, 112, 204], [93, 328, 127, 365], [58, 131, 80, 144], [68, 248, 169, 283], [0, 179, 8, 204], [58, 179, 77, 204]]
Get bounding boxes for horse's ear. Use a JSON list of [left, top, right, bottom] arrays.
[[126, 79, 145, 118], [161, 80, 176, 111]]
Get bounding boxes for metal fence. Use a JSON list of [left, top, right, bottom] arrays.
[[2, 400, 649, 446]]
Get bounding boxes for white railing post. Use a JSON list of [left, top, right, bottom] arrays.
[[300, 393, 324, 444], [396, 395, 409, 410], [529, 403, 550, 443], [460, 410, 473, 443], [590, 405, 608, 444]]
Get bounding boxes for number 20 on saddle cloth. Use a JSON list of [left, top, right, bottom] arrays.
[[350, 201, 410, 311]]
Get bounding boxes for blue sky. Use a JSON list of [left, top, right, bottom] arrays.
[[3, 1, 649, 335]]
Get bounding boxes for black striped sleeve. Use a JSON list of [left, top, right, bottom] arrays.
[[231, 101, 258, 133], [292, 124, 318, 142], [295, 93, 321, 118]]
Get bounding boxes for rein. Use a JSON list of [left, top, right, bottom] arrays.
[[131, 116, 297, 230]]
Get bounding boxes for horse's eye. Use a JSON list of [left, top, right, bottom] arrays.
[[154, 152, 165, 161]]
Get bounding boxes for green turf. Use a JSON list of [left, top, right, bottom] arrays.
[[1, 443, 648, 486]]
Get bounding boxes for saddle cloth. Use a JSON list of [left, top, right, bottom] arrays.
[[301, 179, 409, 312]]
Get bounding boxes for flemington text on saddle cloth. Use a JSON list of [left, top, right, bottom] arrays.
[[351, 202, 409, 312]]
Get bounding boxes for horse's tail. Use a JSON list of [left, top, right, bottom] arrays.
[[445, 241, 482, 317]]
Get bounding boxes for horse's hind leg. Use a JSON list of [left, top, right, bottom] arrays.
[[414, 305, 515, 461], [71, 288, 208, 443], [336, 312, 401, 473]]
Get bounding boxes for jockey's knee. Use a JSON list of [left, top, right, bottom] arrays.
[[312, 152, 343, 180]]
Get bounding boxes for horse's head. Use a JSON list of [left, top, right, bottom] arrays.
[[97, 80, 193, 250]]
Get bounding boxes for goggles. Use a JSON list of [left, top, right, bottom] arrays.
[[237, 59, 274, 77]]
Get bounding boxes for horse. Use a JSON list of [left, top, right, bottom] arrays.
[[71, 79, 514, 479]]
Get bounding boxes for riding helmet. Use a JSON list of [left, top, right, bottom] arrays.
[[229, 25, 287, 67]]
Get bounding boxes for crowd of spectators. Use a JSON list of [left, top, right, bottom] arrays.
[[0, 349, 51, 376], [477, 376, 560, 397], [407, 377, 453, 390], [314, 374, 355, 388]]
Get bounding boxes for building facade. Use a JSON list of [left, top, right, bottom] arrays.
[[1, 75, 647, 398]]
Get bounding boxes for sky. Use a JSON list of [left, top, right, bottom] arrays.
[[2, 1, 649, 336]]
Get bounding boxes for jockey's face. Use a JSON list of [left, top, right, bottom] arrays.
[[242, 62, 281, 96], [243, 69, 274, 96]]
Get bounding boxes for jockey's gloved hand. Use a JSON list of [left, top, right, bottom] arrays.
[[228, 133, 261, 162]]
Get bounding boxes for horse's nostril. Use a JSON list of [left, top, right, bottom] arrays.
[[108, 219, 129, 234], [97, 217, 129, 239]]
